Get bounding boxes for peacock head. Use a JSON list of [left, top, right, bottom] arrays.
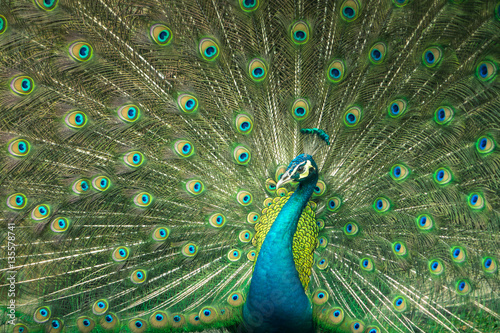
[[277, 154, 318, 188]]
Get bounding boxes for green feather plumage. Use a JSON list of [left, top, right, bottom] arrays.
[[1, 0, 499, 332]]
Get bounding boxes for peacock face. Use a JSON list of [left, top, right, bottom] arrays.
[[276, 154, 318, 188]]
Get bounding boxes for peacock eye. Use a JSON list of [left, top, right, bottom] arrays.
[[297, 165, 305, 173]]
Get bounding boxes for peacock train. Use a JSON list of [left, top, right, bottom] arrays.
[[0, 0, 499, 332]]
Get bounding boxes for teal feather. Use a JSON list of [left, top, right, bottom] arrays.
[[1, 1, 500, 333]]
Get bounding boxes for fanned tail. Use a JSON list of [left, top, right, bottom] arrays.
[[0, 0, 499, 332]]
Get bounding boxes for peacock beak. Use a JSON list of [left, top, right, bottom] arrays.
[[276, 171, 293, 189]]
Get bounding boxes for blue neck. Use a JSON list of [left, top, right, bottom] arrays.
[[243, 177, 317, 333]]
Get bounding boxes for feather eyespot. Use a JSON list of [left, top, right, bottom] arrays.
[[134, 192, 153, 207], [233, 146, 251, 165], [476, 61, 497, 81], [174, 140, 195, 158], [35, 0, 58, 11], [247, 250, 256, 261], [366, 327, 380, 333], [199, 307, 218, 323], [388, 99, 407, 118], [390, 163, 410, 181], [276, 188, 288, 197], [69, 42, 93, 62], [235, 114, 253, 134], [291, 21, 310, 45], [344, 222, 359, 236], [393, 296, 407, 312], [482, 257, 497, 273], [32, 204, 50, 220], [392, 241, 407, 257], [0, 15, 7, 35], [433, 167, 452, 185], [476, 135, 495, 154], [416, 214, 433, 231], [182, 243, 198, 257], [247, 212, 260, 224], [150, 24, 172, 46], [124, 151, 145, 167], [171, 314, 185, 328], [237, 190, 253, 206], [199, 38, 219, 61], [130, 269, 147, 284], [313, 180, 326, 196], [239, 230, 252, 243], [10, 76, 34, 95], [265, 178, 277, 193], [369, 42, 387, 64], [34, 306, 51, 323], [451, 246, 466, 263], [239, 0, 259, 12], [186, 180, 205, 195], [128, 319, 147, 332], [263, 198, 273, 208], [318, 236, 328, 248], [112, 247, 129, 262], [249, 58, 267, 81], [228, 249, 242, 261], [350, 320, 364, 333], [100, 313, 118, 330], [209, 213, 226, 228], [92, 176, 111, 191], [51, 217, 69, 233], [328, 308, 344, 325], [292, 98, 310, 121], [456, 279, 471, 295], [92, 299, 109, 315], [49, 318, 63, 332], [360, 258, 374, 272], [344, 106, 362, 127], [7, 193, 27, 210], [316, 219, 325, 230], [188, 313, 201, 326], [313, 290, 329, 305], [118, 105, 140, 123], [177, 94, 198, 113], [392, 0, 410, 6], [422, 47, 443, 68], [468, 192, 485, 210], [434, 106, 454, 125], [429, 259, 444, 276], [228, 292, 245, 306], [373, 197, 390, 212], [64, 111, 88, 129], [317, 258, 328, 270], [149, 311, 168, 328], [152, 227, 169, 241], [275, 165, 287, 182], [8, 138, 31, 157], [77, 317, 95, 332], [72, 179, 90, 194], [341, 0, 361, 21], [327, 196, 342, 212], [327, 60, 345, 83]]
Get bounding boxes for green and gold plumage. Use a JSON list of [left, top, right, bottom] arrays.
[[0, 0, 500, 332], [254, 188, 319, 289]]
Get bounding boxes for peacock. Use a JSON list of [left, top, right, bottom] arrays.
[[1, 0, 500, 332]]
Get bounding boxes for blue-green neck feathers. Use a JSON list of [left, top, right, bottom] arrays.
[[243, 155, 318, 333]]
